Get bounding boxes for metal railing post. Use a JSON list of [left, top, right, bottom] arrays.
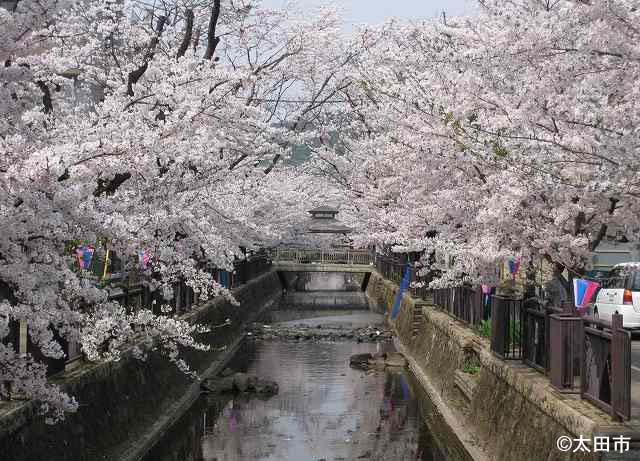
[[611, 313, 631, 421], [549, 314, 582, 392]]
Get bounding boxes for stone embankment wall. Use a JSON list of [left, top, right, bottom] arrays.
[[0, 270, 282, 461], [366, 271, 607, 461], [279, 291, 369, 310]]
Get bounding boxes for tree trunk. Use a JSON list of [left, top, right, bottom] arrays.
[[176, 9, 194, 59], [203, 0, 221, 61]]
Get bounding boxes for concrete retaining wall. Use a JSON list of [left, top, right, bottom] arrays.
[[365, 271, 614, 461], [279, 291, 369, 310], [0, 270, 282, 461]]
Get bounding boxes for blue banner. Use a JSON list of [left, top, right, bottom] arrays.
[[391, 263, 412, 319], [220, 271, 230, 288]]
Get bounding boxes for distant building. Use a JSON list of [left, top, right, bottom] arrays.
[[305, 206, 352, 235], [589, 241, 640, 277]]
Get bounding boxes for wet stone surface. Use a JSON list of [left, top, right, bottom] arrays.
[[246, 311, 394, 343], [246, 322, 394, 342]]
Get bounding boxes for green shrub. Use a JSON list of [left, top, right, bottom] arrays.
[[475, 319, 491, 339], [462, 363, 481, 375], [509, 320, 521, 345]]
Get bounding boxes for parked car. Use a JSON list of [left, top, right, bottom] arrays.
[[592, 263, 640, 329]]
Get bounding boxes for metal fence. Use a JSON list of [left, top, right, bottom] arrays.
[[521, 300, 572, 374], [521, 300, 547, 372], [409, 272, 432, 301], [234, 255, 272, 285], [549, 314, 582, 393], [272, 248, 374, 266], [375, 255, 407, 284], [581, 314, 631, 421], [374, 259, 636, 422], [425, 282, 634, 421], [1, 254, 273, 379], [108, 255, 272, 315], [432, 287, 484, 325], [490, 296, 523, 360]]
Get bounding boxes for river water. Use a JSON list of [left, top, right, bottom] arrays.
[[142, 312, 472, 461]]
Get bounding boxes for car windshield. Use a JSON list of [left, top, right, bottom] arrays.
[[606, 267, 640, 290], [606, 268, 626, 289]]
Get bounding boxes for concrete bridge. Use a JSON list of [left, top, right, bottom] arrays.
[[270, 248, 375, 311]]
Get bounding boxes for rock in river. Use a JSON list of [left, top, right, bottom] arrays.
[[201, 372, 279, 395], [349, 352, 407, 370]]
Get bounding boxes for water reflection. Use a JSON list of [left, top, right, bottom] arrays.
[[144, 340, 469, 461], [202, 341, 437, 461]]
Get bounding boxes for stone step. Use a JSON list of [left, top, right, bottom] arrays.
[[454, 370, 478, 403]]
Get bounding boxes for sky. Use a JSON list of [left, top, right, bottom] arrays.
[[261, 0, 477, 26]]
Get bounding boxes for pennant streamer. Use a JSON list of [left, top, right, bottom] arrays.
[[573, 278, 600, 309], [399, 374, 409, 400], [508, 257, 521, 278], [75, 245, 95, 270], [138, 250, 151, 270]]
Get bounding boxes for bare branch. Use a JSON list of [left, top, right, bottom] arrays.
[[127, 15, 167, 96]]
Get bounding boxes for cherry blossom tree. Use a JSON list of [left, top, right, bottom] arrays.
[[1, 0, 348, 422], [6, 0, 638, 424], [312, 0, 640, 294]]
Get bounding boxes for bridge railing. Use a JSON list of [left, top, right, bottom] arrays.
[[271, 248, 374, 265]]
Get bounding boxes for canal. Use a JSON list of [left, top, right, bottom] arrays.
[[141, 310, 473, 461]]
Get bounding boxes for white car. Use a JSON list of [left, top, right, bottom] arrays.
[[593, 263, 640, 329]]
